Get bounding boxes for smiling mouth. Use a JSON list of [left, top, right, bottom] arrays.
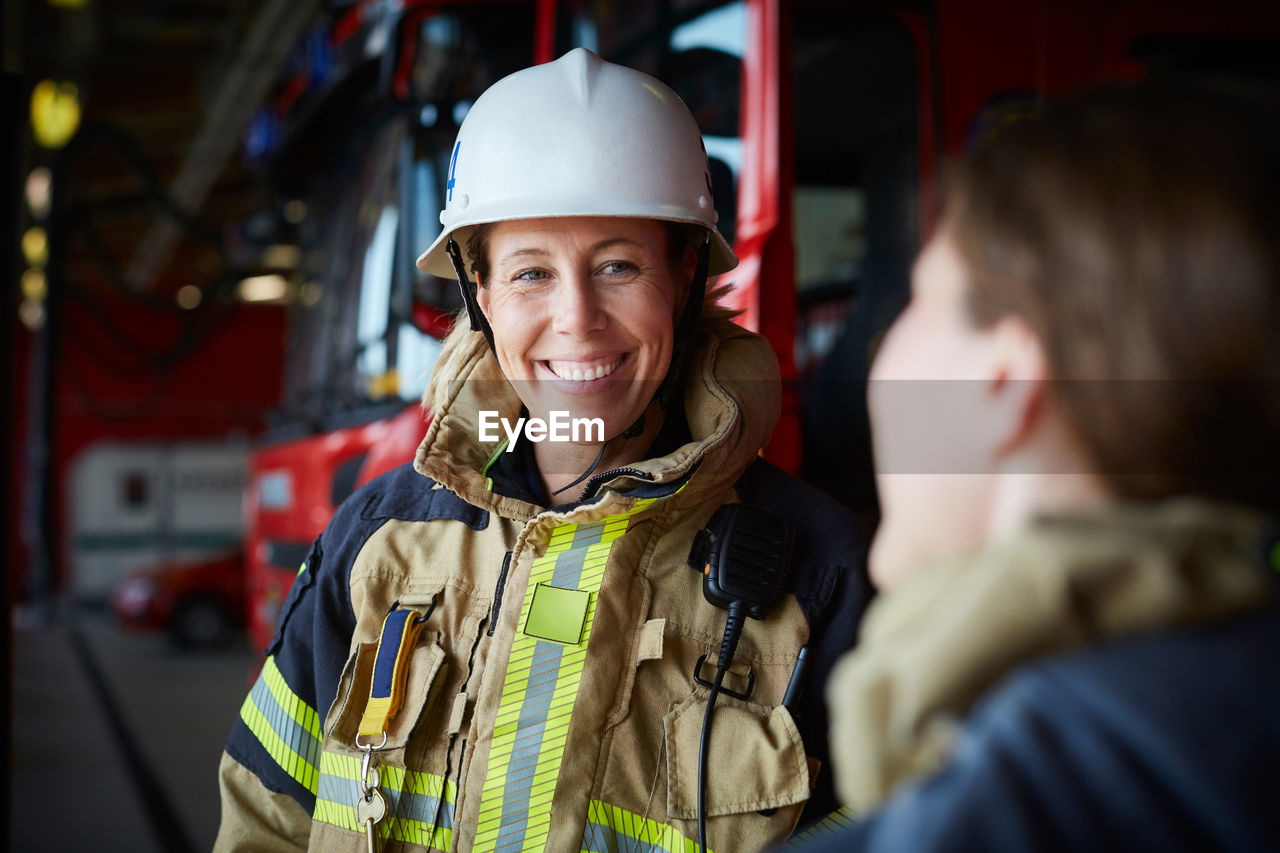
[[542, 354, 627, 382]]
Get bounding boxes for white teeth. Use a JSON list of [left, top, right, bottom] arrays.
[[548, 357, 622, 381]]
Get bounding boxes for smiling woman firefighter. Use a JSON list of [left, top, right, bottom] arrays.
[[216, 49, 872, 853]]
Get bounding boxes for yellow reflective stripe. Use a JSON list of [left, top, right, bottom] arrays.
[[545, 522, 579, 552], [313, 751, 455, 849], [239, 655, 322, 794], [787, 807, 856, 845], [475, 499, 656, 852], [261, 655, 324, 744], [582, 800, 706, 853]]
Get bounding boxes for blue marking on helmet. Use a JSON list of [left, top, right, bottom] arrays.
[[447, 141, 461, 202]]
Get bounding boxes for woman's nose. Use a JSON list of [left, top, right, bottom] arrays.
[[551, 273, 606, 336]]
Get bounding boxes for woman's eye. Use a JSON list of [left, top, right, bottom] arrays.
[[512, 268, 550, 283], [599, 260, 637, 277]]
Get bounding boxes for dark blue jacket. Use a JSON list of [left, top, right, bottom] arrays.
[[793, 607, 1280, 851]]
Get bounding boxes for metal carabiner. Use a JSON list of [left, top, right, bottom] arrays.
[[357, 731, 388, 790]]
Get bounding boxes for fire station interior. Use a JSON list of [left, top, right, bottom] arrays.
[[6, 1, 1279, 851]]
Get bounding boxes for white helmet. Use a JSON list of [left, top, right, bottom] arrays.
[[415, 47, 737, 279]]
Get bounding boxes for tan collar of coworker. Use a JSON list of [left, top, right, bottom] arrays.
[[826, 499, 1278, 815], [413, 317, 781, 521]]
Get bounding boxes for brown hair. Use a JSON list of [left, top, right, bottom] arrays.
[[946, 82, 1280, 508]]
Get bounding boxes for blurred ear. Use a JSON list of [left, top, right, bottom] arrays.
[[987, 314, 1050, 457]]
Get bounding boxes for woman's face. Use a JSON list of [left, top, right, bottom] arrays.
[[867, 231, 1005, 590], [476, 216, 682, 443]]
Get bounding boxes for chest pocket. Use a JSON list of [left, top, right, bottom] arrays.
[[324, 595, 450, 757], [663, 690, 810, 818], [658, 626, 812, 833], [323, 586, 488, 765]]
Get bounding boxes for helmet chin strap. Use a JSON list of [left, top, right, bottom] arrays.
[[446, 238, 496, 355], [446, 231, 710, 502]]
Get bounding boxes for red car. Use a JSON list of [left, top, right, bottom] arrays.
[[111, 549, 247, 649]]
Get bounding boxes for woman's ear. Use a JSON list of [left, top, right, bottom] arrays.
[[671, 245, 701, 318], [987, 314, 1050, 457], [681, 244, 699, 283], [475, 273, 490, 320]]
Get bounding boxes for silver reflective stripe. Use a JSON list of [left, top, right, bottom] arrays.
[[248, 675, 321, 767], [318, 768, 456, 829], [583, 822, 669, 853], [491, 518, 602, 849]]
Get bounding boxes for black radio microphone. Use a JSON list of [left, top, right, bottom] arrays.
[[686, 503, 795, 851]]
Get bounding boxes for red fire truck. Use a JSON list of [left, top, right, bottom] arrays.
[[242, 0, 1279, 649]]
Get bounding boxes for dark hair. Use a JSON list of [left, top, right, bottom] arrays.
[[463, 223, 493, 282], [946, 81, 1280, 509]]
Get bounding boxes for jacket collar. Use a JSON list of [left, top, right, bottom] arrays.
[[413, 318, 781, 521], [826, 499, 1278, 816]]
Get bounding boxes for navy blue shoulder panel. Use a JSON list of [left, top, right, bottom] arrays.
[[223, 461, 486, 811], [359, 462, 489, 529], [732, 457, 876, 831]]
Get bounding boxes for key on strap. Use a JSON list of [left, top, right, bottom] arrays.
[[356, 788, 387, 853]]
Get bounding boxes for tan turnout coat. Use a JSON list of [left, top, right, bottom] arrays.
[[216, 319, 868, 852]]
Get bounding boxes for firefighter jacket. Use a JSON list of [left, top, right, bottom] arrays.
[[793, 500, 1280, 851], [216, 317, 874, 853]]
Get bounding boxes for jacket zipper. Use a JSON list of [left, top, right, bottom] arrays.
[[579, 467, 654, 501], [487, 551, 512, 637]]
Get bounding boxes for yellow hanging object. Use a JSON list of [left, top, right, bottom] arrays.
[[30, 80, 81, 149], [358, 608, 427, 739]]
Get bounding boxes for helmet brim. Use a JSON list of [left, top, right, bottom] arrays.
[[416, 209, 738, 281]]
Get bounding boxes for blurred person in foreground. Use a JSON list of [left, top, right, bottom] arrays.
[[793, 82, 1280, 851]]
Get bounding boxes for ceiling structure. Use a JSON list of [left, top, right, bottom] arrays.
[[12, 0, 319, 304]]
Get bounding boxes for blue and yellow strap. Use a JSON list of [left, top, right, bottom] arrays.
[[358, 607, 428, 740]]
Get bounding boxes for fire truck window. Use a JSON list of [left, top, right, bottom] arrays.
[[355, 126, 448, 407], [794, 186, 866, 372], [335, 119, 401, 405], [671, 2, 745, 58], [410, 158, 444, 304], [356, 205, 398, 388], [269, 8, 532, 428], [793, 8, 918, 517], [398, 154, 449, 403]]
